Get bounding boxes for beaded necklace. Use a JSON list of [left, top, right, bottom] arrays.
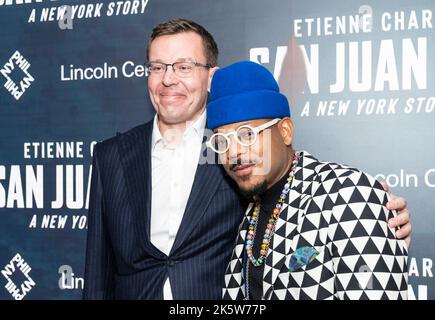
[[244, 151, 300, 299]]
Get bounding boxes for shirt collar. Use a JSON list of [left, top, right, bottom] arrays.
[[151, 109, 207, 150]]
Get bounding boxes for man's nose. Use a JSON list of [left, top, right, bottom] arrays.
[[227, 136, 246, 162], [162, 66, 179, 86]]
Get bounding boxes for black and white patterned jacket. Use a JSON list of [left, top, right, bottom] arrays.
[[223, 151, 408, 300]]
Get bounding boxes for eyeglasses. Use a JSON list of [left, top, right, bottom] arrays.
[[206, 118, 281, 154], [145, 60, 211, 77]]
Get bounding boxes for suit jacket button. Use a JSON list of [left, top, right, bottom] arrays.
[[167, 259, 175, 267]]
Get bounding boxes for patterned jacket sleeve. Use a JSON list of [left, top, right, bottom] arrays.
[[329, 171, 408, 300]]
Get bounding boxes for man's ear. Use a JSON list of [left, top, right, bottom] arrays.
[[278, 117, 294, 146], [207, 66, 219, 92]]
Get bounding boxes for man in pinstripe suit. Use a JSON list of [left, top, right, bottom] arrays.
[[83, 19, 411, 300]]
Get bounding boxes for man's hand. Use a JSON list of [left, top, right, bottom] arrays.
[[380, 181, 412, 248]]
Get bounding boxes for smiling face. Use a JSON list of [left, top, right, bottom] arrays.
[[216, 118, 295, 198], [147, 32, 217, 131]]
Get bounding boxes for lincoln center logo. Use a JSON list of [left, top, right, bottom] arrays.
[[1, 51, 34, 100], [1, 253, 36, 300]]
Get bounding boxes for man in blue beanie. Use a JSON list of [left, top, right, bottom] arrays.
[[206, 61, 408, 300]]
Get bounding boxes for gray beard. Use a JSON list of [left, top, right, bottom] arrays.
[[239, 180, 268, 200]]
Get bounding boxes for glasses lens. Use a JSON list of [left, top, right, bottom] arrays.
[[148, 63, 165, 74], [211, 134, 228, 153], [174, 62, 194, 76], [237, 127, 256, 145]]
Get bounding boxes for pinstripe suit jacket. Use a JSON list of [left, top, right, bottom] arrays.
[[83, 120, 245, 299]]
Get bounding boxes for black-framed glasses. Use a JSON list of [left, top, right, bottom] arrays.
[[145, 61, 211, 77], [206, 118, 281, 154]]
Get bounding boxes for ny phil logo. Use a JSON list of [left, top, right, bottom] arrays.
[[1, 253, 36, 300], [1, 51, 34, 100]]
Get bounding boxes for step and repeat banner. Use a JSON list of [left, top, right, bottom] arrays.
[[0, 0, 434, 300]]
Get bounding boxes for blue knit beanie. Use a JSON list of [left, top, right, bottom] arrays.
[[207, 61, 291, 129]]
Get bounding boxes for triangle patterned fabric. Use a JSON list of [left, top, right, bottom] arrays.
[[223, 151, 408, 300]]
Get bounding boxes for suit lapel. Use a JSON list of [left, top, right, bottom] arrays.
[[118, 122, 161, 256], [170, 152, 223, 254], [223, 203, 254, 300]]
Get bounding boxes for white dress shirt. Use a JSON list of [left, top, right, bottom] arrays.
[[150, 110, 206, 300]]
